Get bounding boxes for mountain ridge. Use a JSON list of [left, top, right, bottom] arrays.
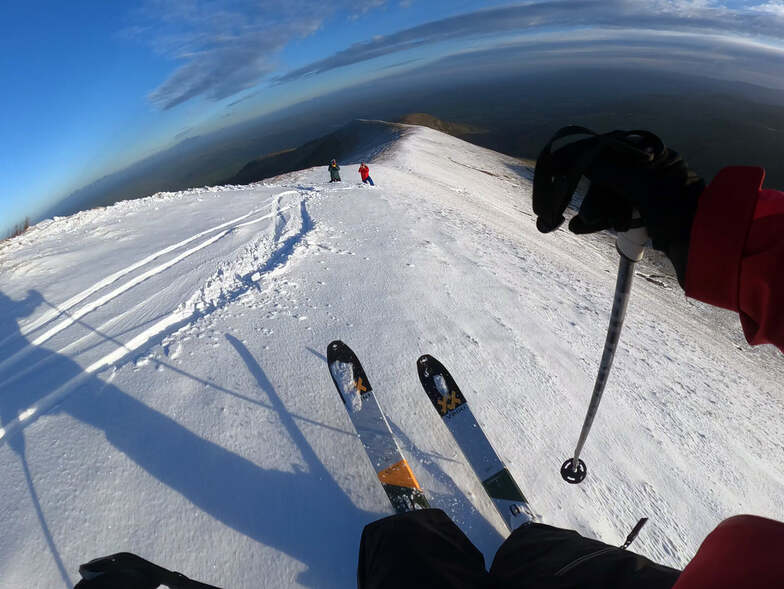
[[226, 119, 408, 185], [226, 114, 480, 185]]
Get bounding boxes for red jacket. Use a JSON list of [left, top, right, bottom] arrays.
[[674, 515, 784, 589], [359, 164, 370, 181], [677, 169, 784, 586], [686, 167, 784, 352]]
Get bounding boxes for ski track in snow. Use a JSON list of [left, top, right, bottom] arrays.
[[0, 197, 299, 367], [0, 196, 287, 346], [0, 126, 782, 588], [0, 189, 313, 447]]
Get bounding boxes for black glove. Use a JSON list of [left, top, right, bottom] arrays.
[[75, 553, 162, 589], [533, 126, 705, 285], [75, 553, 222, 589]]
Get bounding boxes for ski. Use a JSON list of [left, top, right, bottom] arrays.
[[327, 340, 429, 513], [417, 354, 533, 531]]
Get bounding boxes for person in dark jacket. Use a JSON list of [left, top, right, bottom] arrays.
[[328, 159, 341, 182], [358, 127, 784, 589]]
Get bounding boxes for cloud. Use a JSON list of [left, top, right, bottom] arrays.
[[752, 0, 784, 16], [131, 0, 369, 109], [274, 0, 784, 83], [349, 0, 388, 21], [377, 57, 424, 70], [228, 90, 260, 108], [393, 27, 784, 91], [133, 1, 784, 109], [174, 126, 195, 140]]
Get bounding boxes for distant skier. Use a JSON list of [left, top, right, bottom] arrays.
[[328, 159, 341, 182], [358, 162, 375, 186]]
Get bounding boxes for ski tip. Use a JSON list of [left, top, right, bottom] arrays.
[[326, 340, 373, 394], [416, 354, 442, 380], [416, 354, 452, 387], [416, 354, 466, 415], [327, 339, 345, 353], [327, 340, 352, 363]]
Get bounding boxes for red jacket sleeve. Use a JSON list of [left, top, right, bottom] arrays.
[[673, 515, 784, 589], [685, 167, 784, 352]]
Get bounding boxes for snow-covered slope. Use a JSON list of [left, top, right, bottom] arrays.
[[1, 125, 781, 588]]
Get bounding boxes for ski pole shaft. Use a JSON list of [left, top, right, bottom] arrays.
[[561, 222, 648, 484]]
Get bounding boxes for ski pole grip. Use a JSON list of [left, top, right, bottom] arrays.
[[616, 213, 648, 262]]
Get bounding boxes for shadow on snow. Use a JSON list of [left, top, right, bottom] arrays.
[[0, 290, 384, 588]]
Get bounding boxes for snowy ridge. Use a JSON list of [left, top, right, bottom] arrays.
[[0, 125, 782, 588]]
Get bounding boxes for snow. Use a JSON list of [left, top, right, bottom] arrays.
[[1, 124, 782, 587], [329, 360, 361, 412], [434, 374, 450, 398]]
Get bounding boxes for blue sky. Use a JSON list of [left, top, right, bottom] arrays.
[[2, 0, 784, 232]]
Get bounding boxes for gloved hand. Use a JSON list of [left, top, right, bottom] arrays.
[[75, 553, 162, 589], [74, 552, 221, 589], [533, 126, 705, 285]]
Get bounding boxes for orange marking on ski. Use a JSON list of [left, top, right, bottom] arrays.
[[437, 396, 447, 414], [437, 391, 462, 415], [356, 377, 367, 393], [377, 459, 422, 489]]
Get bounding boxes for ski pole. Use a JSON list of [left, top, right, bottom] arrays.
[[561, 220, 648, 484]]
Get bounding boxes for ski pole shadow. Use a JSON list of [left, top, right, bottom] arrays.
[[63, 343, 379, 588], [0, 289, 71, 588], [304, 346, 327, 363], [224, 334, 387, 587], [3, 295, 355, 440], [19, 441, 72, 587]]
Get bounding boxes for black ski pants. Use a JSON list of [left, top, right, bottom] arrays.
[[358, 509, 680, 589]]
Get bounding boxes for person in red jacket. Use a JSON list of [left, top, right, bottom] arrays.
[[358, 162, 375, 186]]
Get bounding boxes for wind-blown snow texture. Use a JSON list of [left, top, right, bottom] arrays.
[[1, 125, 782, 588]]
